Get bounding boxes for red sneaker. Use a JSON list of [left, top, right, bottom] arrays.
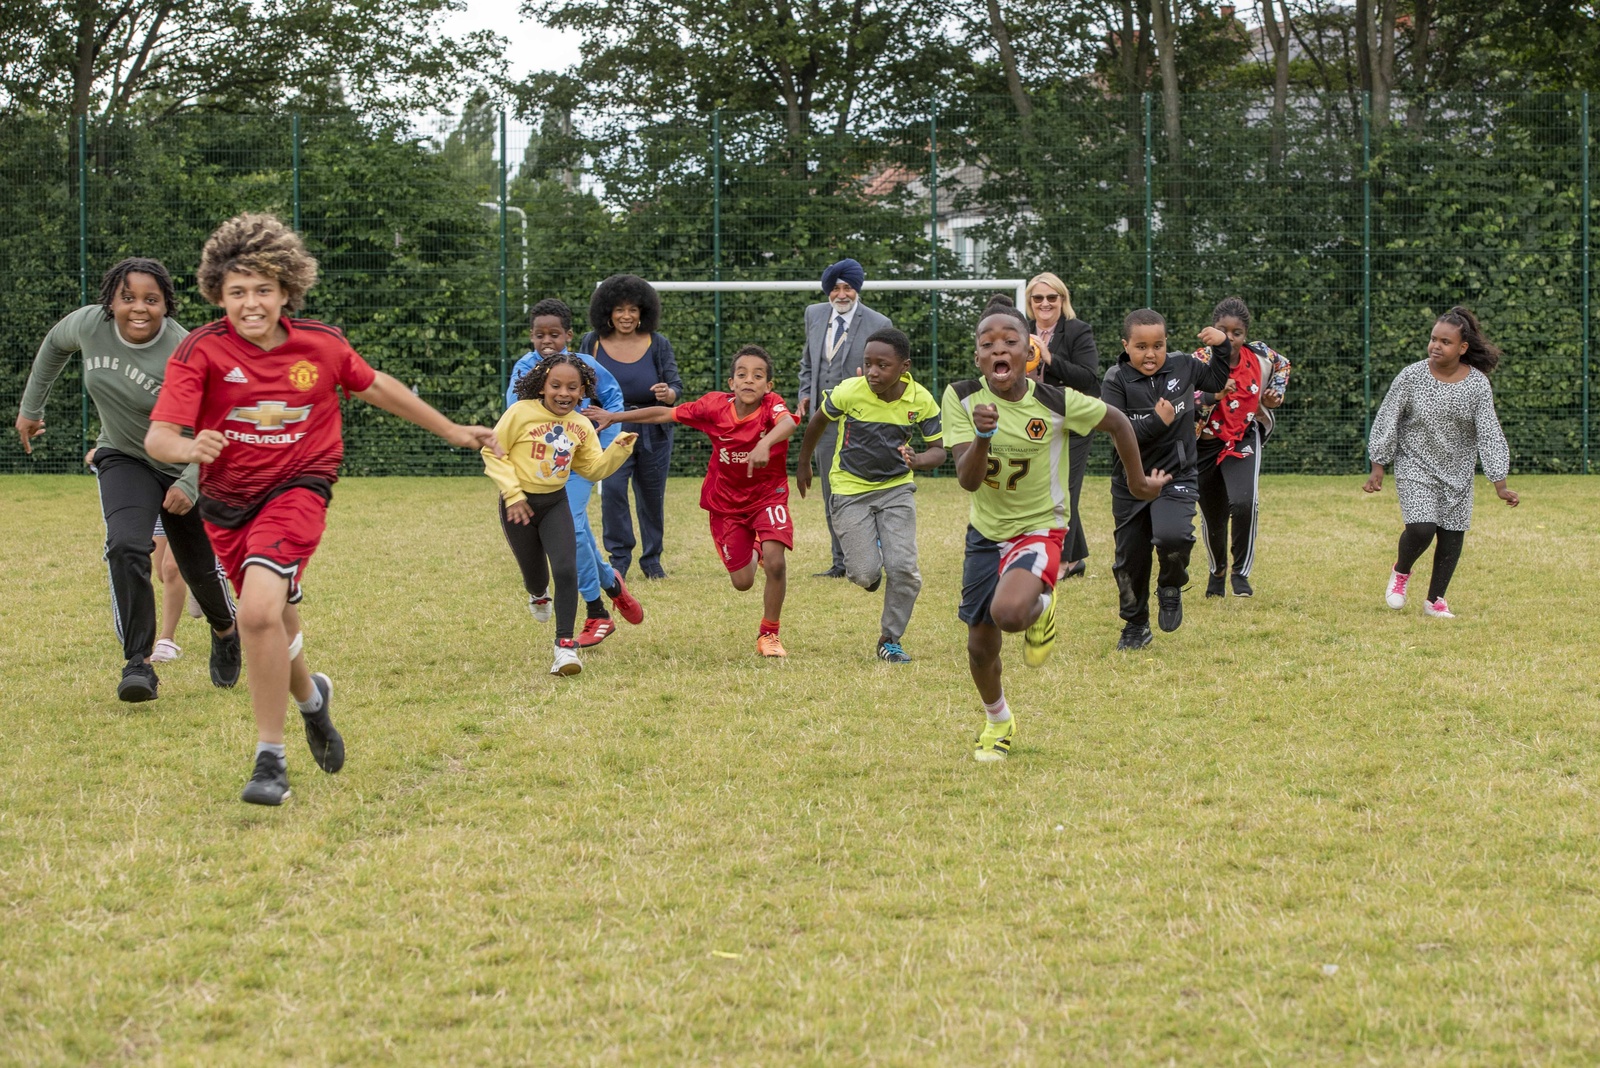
[[577, 618, 615, 647], [609, 568, 645, 625]]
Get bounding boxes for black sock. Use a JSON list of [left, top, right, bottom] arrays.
[[600, 578, 620, 599], [586, 597, 610, 620]]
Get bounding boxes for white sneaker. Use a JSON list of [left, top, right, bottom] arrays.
[[1423, 597, 1455, 619], [1385, 570, 1410, 610], [550, 640, 582, 676], [528, 590, 552, 623], [150, 638, 182, 663]]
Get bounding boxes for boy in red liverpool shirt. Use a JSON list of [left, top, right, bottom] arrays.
[[146, 213, 499, 806], [592, 345, 798, 656]]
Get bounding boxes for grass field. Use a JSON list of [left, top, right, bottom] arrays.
[[3, 471, 1599, 1065]]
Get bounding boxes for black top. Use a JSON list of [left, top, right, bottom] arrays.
[[1028, 317, 1102, 400], [1101, 340, 1233, 483]]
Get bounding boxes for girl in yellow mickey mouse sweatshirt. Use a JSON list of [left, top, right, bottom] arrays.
[[483, 354, 636, 676]]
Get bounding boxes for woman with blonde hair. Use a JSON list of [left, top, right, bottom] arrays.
[[1025, 271, 1103, 578]]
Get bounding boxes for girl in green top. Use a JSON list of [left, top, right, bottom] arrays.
[[17, 257, 239, 703]]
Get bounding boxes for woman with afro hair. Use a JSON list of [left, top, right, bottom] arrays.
[[578, 274, 684, 579]]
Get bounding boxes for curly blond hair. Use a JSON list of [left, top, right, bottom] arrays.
[[197, 213, 318, 311]]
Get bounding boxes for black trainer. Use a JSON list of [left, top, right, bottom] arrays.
[[1117, 623, 1154, 651], [209, 628, 242, 688], [1205, 572, 1226, 598], [301, 673, 345, 773], [1156, 585, 1184, 632], [1231, 573, 1254, 597], [241, 750, 291, 805], [117, 658, 158, 702]]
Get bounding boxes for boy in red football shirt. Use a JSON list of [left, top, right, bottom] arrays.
[[591, 345, 798, 656], [146, 213, 499, 806]]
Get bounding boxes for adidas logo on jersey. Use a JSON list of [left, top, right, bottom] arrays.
[[224, 367, 249, 383]]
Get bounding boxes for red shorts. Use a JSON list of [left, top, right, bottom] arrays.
[[708, 500, 794, 572], [999, 528, 1066, 590], [204, 488, 328, 603]]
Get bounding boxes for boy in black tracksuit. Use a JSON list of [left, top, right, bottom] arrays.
[[1101, 310, 1234, 649]]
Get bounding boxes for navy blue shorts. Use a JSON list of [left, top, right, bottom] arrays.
[[958, 525, 1064, 627]]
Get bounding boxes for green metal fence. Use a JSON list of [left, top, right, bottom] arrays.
[[3, 91, 1592, 477]]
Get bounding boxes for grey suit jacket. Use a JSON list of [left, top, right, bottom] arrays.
[[798, 300, 894, 411]]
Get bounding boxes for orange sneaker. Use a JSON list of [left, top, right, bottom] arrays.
[[756, 632, 787, 658], [577, 618, 615, 648]]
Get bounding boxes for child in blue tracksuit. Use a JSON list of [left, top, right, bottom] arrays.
[[506, 299, 645, 645]]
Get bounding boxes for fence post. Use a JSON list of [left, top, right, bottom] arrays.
[[712, 109, 722, 385], [929, 94, 939, 396], [1583, 90, 1591, 475], [77, 114, 89, 453], [1361, 92, 1373, 452], [1143, 92, 1153, 307], [291, 113, 302, 232], [498, 110, 509, 393]]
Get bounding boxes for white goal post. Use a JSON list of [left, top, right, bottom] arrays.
[[625, 279, 1029, 390]]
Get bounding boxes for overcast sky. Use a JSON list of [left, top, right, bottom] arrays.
[[438, 0, 584, 82]]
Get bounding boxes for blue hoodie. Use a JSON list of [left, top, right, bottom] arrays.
[[506, 349, 625, 448]]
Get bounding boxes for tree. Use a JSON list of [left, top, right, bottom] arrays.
[[0, 0, 507, 119]]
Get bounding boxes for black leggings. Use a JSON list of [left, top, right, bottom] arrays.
[[1395, 522, 1466, 602], [500, 491, 578, 641], [1197, 428, 1262, 577], [94, 449, 236, 663]]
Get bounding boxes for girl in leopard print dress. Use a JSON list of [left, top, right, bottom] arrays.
[[1364, 307, 1518, 618]]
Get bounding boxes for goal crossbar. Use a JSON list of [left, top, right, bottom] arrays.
[[635, 278, 1028, 308]]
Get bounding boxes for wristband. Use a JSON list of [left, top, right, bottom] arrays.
[[973, 427, 997, 439]]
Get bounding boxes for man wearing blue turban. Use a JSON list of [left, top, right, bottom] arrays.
[[797, 258, 895, 577]]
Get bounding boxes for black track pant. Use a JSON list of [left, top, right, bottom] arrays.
[[94, 449, 236, 663], [1197, 427, 1263, 577], [1395, 522, 1466, 602], [1112, 480, 1198, 627], [500, 491, 578, 641]]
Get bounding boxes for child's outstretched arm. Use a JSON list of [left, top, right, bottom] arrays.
[[587, 405, 677, 429], [793, 409, 831, 497], [746, 414, 798, 477], [572, 423, 639, 482], [356, 371, 502, 455], [1096, 406, 1170, 500], [1193, 328, 1234, 393]]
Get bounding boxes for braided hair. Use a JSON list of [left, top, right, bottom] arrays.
[[1435, 306, 1502, 375], [513, 352, 599, 403], [99, 257, 176, 320], [978, 293, 1030, 333], [1211, 296, 1251, 330]]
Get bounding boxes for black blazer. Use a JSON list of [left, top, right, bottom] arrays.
[[1029, 317, 1102, 401]]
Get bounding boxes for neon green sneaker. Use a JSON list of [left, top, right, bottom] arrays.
[[973, 716, 1015, 762], [1023, 592, 1057, 668]]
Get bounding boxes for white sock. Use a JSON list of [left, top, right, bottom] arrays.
[[983, 695, 1011, 723], [256, 741, 286, 764], [1036, 592, 1052, 618], [296, 686, 323, 715]]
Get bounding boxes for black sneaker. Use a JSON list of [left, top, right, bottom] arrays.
[[875, 639, 912, 663], [1156, 586, 1184, 632], [117, 658, 158, 702], [300, 673, 345, 773], [209, 628, 242, 688], [241, 750, 291, 806], [1231, 573, 1254, 597], [1205, 572, 1226, 598], [1117, 623, 1154, 651]]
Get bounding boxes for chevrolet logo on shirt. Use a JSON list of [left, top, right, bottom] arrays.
[[226, 401, 311, 429]]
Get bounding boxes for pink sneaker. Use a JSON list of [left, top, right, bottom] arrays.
[[1423, 597, 1455, 619], [1385, 570, 1410, 610]]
